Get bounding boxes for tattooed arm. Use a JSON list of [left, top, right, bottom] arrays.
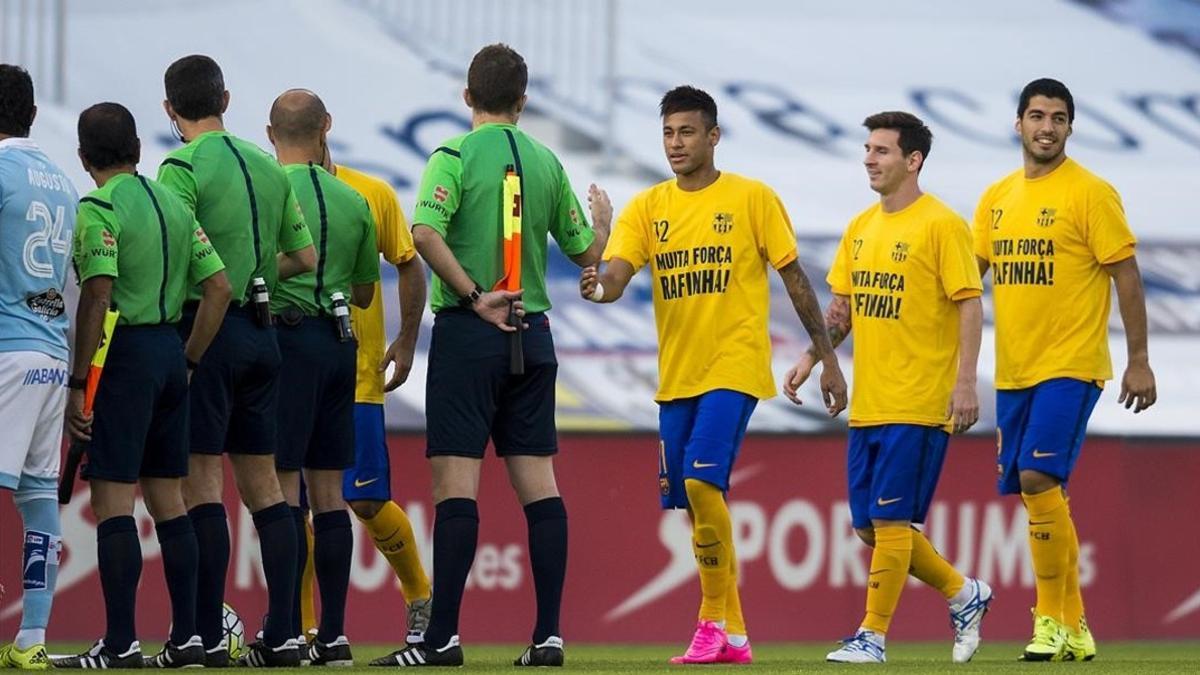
[[777, 260, 848, 416], [806, 293, 852, 356]]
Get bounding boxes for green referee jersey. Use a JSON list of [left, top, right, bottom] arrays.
[[156, 130, 312, 304], [272, 163, 380, 317], [73, 173, 225, 326], [412, 122, 595, 313]]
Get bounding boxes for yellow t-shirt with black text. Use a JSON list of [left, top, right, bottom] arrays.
[[604, 173, 798, 402], [828, 194, 982, 427], [335, 164, 417, 404], [972, 158, 1135, 390]]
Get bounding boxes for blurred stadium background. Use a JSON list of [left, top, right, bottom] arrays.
[[2, 0, 1198, 648]]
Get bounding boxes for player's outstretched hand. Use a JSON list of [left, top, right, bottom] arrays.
[[588, 184, 612, 238], [379, 337, 415, 392], [946, 380, 979, 433], [65, 388, 92, 442], [475, 289, 526, 332], [819, 359, 848, 417], [1118, 360, 1157, 413], [783, 352, 817, 405]]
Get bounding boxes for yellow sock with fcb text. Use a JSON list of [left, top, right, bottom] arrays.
[[359, 501, 432, 602], [1063, 498, 1084, 632], [909, 528, 965, 600], [1022, 488, 1072, 622], [685, 479, 732, 623], [725, 544, 746, 637], [861, 526, 913, 635], [301, 518, 317, 635]]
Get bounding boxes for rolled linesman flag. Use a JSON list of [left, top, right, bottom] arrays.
[[58, 307, 120, 504], [494, 164, 524, 375]]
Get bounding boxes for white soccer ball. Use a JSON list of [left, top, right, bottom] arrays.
[[222, 602, 246, 658]]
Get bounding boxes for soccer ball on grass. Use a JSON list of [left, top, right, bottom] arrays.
[[222, 602, 246, 658]]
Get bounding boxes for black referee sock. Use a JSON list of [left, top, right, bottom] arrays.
[[423, 498, 479, 650], [156, 515, 199, 645], [252, 502, 298, 648], [524, 497, 568, 644], [291, 507, 308, 639], [97, 516, 141, 655], [188, 502, 229, 650], [312, 510, 353, 643]]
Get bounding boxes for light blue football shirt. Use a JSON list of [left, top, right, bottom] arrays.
[[0, 137, 78, 360]]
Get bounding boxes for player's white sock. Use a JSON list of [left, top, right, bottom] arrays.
[[15, 628, 46, 650]]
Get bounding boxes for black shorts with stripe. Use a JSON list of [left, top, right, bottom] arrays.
[[425, 309, 558, 458], [84, 324, 189, 482], [274, 314, 357, 471]]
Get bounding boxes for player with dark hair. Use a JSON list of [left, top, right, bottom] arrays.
[[158, 54, 316, 668], [973, 78, 1156, 661], [265, 88, 381, 667], [0, 63, 75, 671], [54, 102, 232, 669], [371, 43, 611, 668], [786, 110, 992, 664], [581, 85, 848, 664]]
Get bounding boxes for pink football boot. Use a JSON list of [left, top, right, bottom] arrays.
[[669, 621, 728, 664]]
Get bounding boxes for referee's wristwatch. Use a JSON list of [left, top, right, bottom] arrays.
[[459, 284, 485, 309]]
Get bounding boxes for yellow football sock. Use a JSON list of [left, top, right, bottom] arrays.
[[685, 479, 732, 623], [1063, 498, 1084, 632], [725, 545, 746, 636], [301, 517, 317, 635], [909, 528, 965, 600], [359, 500, 432, 602], [1022, 487, 1072, 622], [861, 526, 913, 635]]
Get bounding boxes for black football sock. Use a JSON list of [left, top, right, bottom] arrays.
[[98, 516, 142, 654], [156, 515, 199, 645], [524, 497, 568, 644], [313, 510, 353, 643], [189, 503, 229, 650], [292, 506, 308, 639], [252, 502, 298, 648], [422, 498, 479, 649]]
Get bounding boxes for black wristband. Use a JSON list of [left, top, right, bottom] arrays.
[[186, 358, 200, 371], [458, 285, 484, 309], [68, 376, 88, 390]]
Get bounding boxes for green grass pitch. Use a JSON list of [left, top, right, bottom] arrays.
[[50, 641, 1200, 672]]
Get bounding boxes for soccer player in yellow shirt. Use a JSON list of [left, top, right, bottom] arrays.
[[580, 86, 848, 665], [785, 112, 992, 664], [972, 78, 1157, 662]]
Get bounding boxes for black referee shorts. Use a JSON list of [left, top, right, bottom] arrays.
[[178, 303, 281, 456], [274, 314, 356, 471], [84, 324, 189, 483], [426, 309, 558, 458]]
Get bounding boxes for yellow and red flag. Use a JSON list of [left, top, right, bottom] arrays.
[[494, 165, 523, 292]]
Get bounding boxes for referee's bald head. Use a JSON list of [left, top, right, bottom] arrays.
[[269, 89, 329, 144]]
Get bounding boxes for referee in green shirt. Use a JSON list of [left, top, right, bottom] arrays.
[[157, 55, 315, 667], [372, 44, 611, 668], [55, 102, 231, 670], [266, 89, 380, 667]]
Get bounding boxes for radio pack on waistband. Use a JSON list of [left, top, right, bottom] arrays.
[[250, 276, 272, 327]]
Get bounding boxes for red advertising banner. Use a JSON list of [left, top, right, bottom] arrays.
[[2, 435, 1198, 644]]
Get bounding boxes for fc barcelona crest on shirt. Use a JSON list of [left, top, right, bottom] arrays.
[[891, 241, 910, 263], [712, 212, 734, 234], [1037, 207, 1057, 227]]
